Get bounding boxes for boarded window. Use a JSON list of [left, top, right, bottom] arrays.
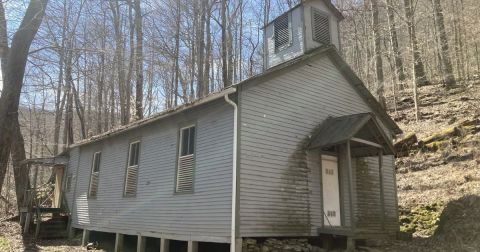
[[125, 141, 140, 196], [176, 126, 195, 193], [312, 9, 330, 44], [89, 152, 101, 197], [274, 13, 291, 51]]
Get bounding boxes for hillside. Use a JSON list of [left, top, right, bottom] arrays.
[[380, 82, 480, 251]]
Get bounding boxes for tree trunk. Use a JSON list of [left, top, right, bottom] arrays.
[[196, 0, 206, 98], [385, 0, 406, 83], [134, 0, 144, 119], [11, 117, 29, 209], [0, 0, 48, 198], [221, 0, 230, 87], [404, 0, 428, 87], [109, 1, 129, 125], [432, 0, 455, 89], [371, 0, 386, 109]]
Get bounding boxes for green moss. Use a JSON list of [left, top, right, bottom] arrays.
[[399, 203, 442, 236], [0, 236, 10, 251]]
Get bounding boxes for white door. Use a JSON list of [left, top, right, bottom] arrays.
[[322, 155, 341, 226]]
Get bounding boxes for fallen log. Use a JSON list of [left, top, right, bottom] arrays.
[[419, 127, 461, 147], [394, 133, 418, 157], [423, 140, 450, 152]]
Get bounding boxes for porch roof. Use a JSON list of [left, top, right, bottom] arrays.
[[308, 113, 395, 155]]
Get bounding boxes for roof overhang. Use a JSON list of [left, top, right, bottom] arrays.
[[71, 87, 236, 148], [308, 113, 395, 156]]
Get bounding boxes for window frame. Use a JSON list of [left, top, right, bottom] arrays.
[[311, 8, 331, 45], [175, 124, 196, 194], [124, 140, 141, 197], [88, 151, 102, 198], [273, 12, 292, 52]]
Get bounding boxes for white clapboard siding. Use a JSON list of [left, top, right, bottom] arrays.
[[176, 155, 195, 192], [67, 99, 234, 242], [238, 54, 398, 237]]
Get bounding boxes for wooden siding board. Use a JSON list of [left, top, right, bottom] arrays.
[[68, 100, 234, 241], [238, 55, 397, 237]]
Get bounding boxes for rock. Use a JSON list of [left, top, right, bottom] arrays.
[[86, 241, 98, 250]]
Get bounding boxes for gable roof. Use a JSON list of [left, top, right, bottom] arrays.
[[308, 113, 395, 155], [71, 45, 400, 148], [235, 45, 402, 135]]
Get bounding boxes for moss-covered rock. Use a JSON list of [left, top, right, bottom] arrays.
[[399, 203, 442, 237]]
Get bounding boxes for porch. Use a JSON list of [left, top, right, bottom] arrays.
[[308, 113, 396, 244], [18, 155, 70, 239]]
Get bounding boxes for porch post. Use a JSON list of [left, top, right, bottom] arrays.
[[346, 140, 355, 251], [346, 141, 355, 233], [378, 150, 385, 230]]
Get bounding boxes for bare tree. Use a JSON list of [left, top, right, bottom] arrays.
[[371, 0, 386, 108], [134, 0, 144, 119], [432, 0, 455, 89], [0, 0, 48, 203]]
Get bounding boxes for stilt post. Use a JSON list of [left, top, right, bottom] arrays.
[[114, 233, 124, 252], [160, 238, 170, 252], [187, 241, 198, 252], [137, 235, 146, 252]]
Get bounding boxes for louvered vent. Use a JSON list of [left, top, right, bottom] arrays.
[[89, 152, 101, 197], [124, 141, 140, 196], [274, 13, 291, 51], [312, 9, 330, 44], [176, 154, 194, 192], [125, 166, 138, 196], [89, 172, 99, 197]]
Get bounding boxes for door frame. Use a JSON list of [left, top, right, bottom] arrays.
[[320, 153, 343, 227]]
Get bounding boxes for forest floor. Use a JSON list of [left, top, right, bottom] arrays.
[[375, 81, 480, 251], [0, 83, 479, 252]]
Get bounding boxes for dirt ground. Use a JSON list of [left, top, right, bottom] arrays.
[[0, 218, 92, 251]]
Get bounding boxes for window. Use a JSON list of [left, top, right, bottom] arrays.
[[274, 13, 291, 51], [66, 174, 73, 192], [176, 126, 196, 193], [89, 152, 101, 197], [312, 8, 330, 45], [124, 141, 140, 196]]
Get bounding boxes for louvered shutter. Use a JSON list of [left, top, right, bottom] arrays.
[[176, 126, 195, 193], [125, 166, 138, 196], [274, 13, 291, 51], [312, 9, 330, 44], [89, 152, 101, 197], [66, 175, 72, 192], [176, 154, 195, 192], [124, 141, 140, 196], [89, 173, 99, 197]]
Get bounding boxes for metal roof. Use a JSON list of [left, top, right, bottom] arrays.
[[68, 45, 400, 149], [308, 113, 395, 155]]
